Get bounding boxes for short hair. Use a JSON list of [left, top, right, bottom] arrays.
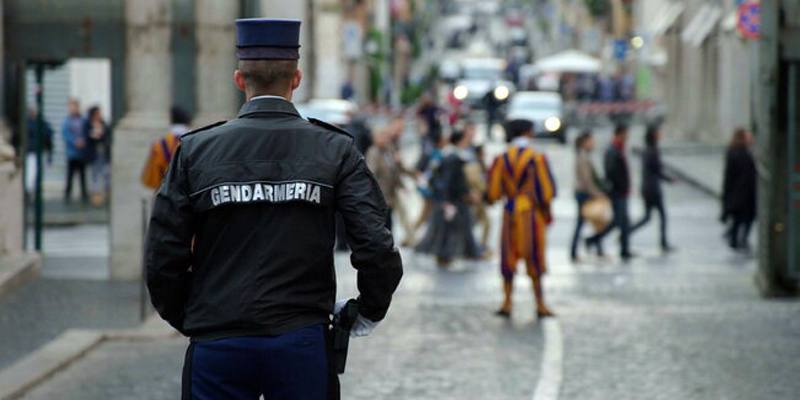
[[86, 105, 101, 120], [614, 124, 629, 136], [575, 130, 592, 152], [645, 125, 660, 147], [504, 119, 534, 142], [450, 130, 465, 145], [171, 106, 191, 125], [238, 59, 298, 94], [730, 127, 748, 149]]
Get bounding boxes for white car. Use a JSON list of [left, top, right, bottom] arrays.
[[295, 99, 357, 126], [451, 58, 515, 107], [505, 91, 567, 144]]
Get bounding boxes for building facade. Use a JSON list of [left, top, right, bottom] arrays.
[[0, 0, 360, 279]]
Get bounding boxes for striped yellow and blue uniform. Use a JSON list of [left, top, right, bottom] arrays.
[[487, 145, 556, 281]]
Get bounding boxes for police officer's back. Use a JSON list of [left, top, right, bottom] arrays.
[[145, 19, 402, 400]]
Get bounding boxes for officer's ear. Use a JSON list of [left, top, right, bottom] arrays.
[[290, 68, 302, 91], [233, 70, 247, 93]]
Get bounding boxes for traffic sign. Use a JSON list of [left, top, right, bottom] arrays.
[[737, 0, 760, 40]]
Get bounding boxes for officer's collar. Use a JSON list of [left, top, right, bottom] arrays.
[[237, 97, 301, 119]]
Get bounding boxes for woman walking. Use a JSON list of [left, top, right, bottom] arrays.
[[84, 106, 111, 206], [721, 128, 757, 251], [570, 131, 606, 262], [629, 125, 675, 251]]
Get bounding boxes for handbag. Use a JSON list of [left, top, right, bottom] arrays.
[[581, 196, 612, 232]]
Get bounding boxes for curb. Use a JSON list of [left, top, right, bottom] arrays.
[[0, 253, 41, 298], [0, 330, 103, 400], [0, 315, 179, 400], [631, 147, 721, 199]]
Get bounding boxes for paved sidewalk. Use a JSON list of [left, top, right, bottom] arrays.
[[0, 278, 141, 370], [658, 141, 726, 198]]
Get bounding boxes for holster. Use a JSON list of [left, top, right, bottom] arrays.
[[326, 299, 359, 400]]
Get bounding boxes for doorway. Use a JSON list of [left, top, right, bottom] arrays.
[[23, 58, 113, 280]]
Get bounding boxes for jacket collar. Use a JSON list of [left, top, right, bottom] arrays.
[[237, 97, 301, 119]]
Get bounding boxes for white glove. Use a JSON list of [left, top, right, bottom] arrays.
[[350, 314, 379, 337], [333, 299, 380, 338]]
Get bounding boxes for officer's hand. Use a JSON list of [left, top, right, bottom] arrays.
[[350, 314, 379, 338], [333, 299, 379, 338]]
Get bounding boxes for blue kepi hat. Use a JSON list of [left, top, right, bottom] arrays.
[[235, 18, 301, 60]]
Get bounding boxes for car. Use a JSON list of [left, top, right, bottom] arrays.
[[505, 91, 567, 144], [451, 58, 515, 108], [295, 98, 357, 126]]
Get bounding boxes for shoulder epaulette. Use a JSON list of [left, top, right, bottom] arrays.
[[308, 118, 353, 138], [181, 120, 227, 139]]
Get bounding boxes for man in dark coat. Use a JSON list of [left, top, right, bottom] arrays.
[[722, 128, 757, 250], [585, 124, 635, 260], [145, 18, 402, 400], [630, 125, 675, 251]]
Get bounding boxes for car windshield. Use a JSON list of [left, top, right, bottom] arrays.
[[463, 66, 502, 80], [510, 98, 560, 112]]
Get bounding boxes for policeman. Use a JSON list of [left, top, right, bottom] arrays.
[[145, 18, 403, 400]]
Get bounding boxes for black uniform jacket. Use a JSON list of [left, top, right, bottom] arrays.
[[145, 97, 403, 340]]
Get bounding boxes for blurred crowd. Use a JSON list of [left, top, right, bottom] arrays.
[[18, 98, 112, 207]]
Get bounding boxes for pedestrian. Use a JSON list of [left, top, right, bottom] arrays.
[[61, 98, 88, 203], [570, 131, 606, 262], [487, 119, 556, 318], [404, 128, 446, 247], [416, 128, 482, 267], [721, 127, 757, 251], [416, 94, 442, 164], [462, 123, 491, 250], [366, 115, 406, 230], [482, 89, 502, 133], [629, 125, 675, 251], [585, 124, 635, 260], [141, 106, 191, 191], [24, 107, 54, 195], [145, 19, 402, 400], [84, 106, 111, 206]]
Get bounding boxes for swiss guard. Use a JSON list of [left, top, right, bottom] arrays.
[[487, 119, 556, 319], [144, 18, 403, 400]]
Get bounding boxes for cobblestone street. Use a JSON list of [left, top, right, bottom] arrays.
[[10, 139, 800, 399]]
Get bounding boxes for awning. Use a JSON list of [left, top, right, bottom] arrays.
[[534, 50, 601, 74], [681, 5, 723, 47], [650, 2, 686, 37]]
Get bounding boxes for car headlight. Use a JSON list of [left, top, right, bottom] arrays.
[[544, 117, 561, 132], [493, 86, 510, 101], [453, 85, 469, 100]]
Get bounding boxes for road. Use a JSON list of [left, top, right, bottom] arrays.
[[14, 129, 800, 400]]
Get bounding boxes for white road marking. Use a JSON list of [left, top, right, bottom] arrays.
[[533, 318, 564, 400]]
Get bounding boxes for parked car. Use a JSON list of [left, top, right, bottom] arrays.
[[505, 91, 567, 144], [295, 98, 357, 126]]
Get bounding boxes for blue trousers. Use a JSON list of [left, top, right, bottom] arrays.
[[183, 324, 329, 400]]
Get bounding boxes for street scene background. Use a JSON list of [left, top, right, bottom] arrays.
[[0, 0, 798, 399]]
